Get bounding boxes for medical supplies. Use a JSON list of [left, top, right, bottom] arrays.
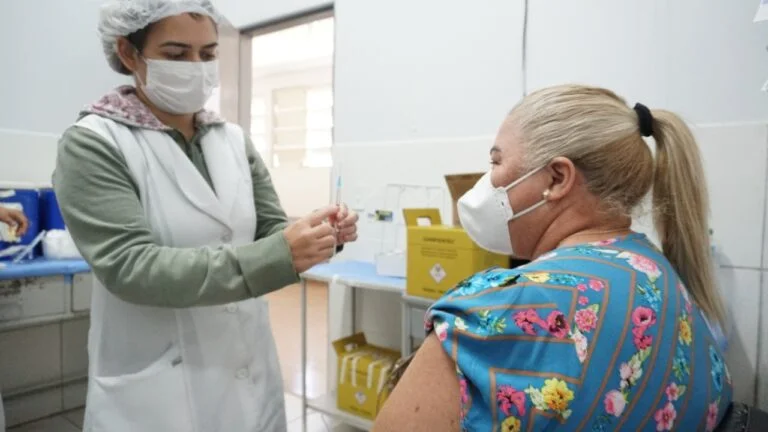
[[333, 333, 400, 420], [0, 187, 40, 261], [42, 230, 82, 260], [403, 208, 507, 300], [39, 189, 66, 231], [0, 187, 72, 262]]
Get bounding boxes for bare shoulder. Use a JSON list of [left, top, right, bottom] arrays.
[[373, 334, 461, 432]]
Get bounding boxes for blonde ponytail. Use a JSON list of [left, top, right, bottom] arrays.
[[508, 84, 726, 328], [651, 110, 726, 328]]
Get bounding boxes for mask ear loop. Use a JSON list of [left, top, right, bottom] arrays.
[[509, 188, 551, 221], [131, 45, 149, 88]]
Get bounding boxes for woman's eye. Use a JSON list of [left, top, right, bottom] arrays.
[[490, 160, 500, 166], [164, 52, 186, 60], [201, 52, 217, 61]]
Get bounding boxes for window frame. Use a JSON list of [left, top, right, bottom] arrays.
[[238, 8, 335, 169]]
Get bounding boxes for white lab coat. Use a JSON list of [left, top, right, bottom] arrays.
[[75, 115, 286, 432]]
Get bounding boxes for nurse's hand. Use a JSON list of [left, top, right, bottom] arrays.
[[331, 204, 358, 244], [284, 205, 339, 273], [0, 207, 29, 237]]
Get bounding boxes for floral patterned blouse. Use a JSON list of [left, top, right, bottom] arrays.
[[426, 233, 733, 432]]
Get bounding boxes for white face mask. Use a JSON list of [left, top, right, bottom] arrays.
[[137, 59, 219, 115], [457, 168, 548, 255]]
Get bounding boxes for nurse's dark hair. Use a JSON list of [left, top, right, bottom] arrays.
[[508, 84, 726, 329], [116, 13, 216, 75]]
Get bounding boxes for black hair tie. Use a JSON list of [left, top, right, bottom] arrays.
[[633, 103, 654, 137]]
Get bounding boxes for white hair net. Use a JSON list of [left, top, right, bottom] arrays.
[[98, 0, 224, 74]]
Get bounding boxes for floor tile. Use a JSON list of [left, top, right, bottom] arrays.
[[287, 411, 332, 432], [266, 282, 329, 398], [285, 392, 303, 424]]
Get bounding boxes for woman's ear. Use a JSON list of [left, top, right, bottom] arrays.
[[545, 157, 577, 201], [116, 38, 139, 74]]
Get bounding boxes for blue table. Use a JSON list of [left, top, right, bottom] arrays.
[[302, 260, 405, 292], [0, 258, 90, 281]]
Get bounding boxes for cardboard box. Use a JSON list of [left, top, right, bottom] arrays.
[[333, 333, 400, 421], [445, 173, 483, 227], [403, 208, 508, 300]]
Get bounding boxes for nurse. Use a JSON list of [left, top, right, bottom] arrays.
[[53, 1, 357, 431]]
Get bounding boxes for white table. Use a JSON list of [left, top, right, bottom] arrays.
[[299, 261, 406, 431]]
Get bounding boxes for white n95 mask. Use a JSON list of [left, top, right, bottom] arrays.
[[457, 168, 548, 255], [138, 59, 219, 115]]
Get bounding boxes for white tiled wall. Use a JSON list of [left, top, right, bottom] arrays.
[[0, 324, 62, 391], [717, 267, 761, 405], [697, 125, 768, 269], [61, 318, 89, 379], [0, 316, 90, 428], [3, 388, 63, 427]]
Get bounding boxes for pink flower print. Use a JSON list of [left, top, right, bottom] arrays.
[[632, 306, 657, 328], [589, 279, 605, 291], [577, 283, 588, 292], [546, 310, 570, 339], [593, 238, 618, 246], [424, 315, 434, 332], [627, 254, 662, 280], [634, 335, 652, 350], [619, 363, 633, 382], [514, 309, 543, 336], [654, 402, 677, 431], [575, 308, 598, 333], [604, 390, 627, 417], [685, 301, 693, 315], [435, 321, 449, 342], [632, 326, 653, 350], [705, 401, 719, 432], [619, 357, 643, 388], [497, 385, 526, 416], [572, 330, 588, 363], [459, 378, 469, 405], [665, 383, 680, 402], [578, 296, 589, 306]]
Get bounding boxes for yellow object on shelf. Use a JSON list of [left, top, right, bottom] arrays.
[[403, 208, 508, 300], [333, 333, 400, 421]]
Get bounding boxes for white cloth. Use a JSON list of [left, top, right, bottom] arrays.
[[75, 114, 286, 432], [42, 230, 82, 260]]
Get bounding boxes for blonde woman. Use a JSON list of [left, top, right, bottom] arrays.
[[374, 85, 738, 431]]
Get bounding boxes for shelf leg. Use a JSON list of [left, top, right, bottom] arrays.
[[350, 285, 356, 334], [301, 278, 308, 432], [401, 300, 410, 357]]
